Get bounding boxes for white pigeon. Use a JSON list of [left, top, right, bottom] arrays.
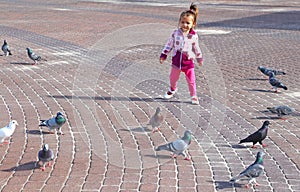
[[0, 120, 18, 145]]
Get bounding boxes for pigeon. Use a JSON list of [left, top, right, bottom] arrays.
[[230, 151, 265, 188], [26, 47, 47, 65], [239, 121, 270, 148], [1, 40, 12, 56], [147, 107, 164, 133], [37, 144, 54, 171], [267, 105, 295, 120], [258, 66, 286, 76], [269, 72, 287, 92], [39, 112, 66, 135], [155, 130, 192, 160], [0, 120, 18, 145]]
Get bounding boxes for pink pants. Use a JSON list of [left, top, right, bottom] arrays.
[[169, 67, 197, 97]]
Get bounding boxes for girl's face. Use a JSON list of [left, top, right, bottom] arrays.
[[179, 15, 195, 33]]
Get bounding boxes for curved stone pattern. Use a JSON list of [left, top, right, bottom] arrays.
[[0, 0, 299, 191]]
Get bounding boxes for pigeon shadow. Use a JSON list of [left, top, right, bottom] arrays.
[[144, 154, 172, 159], [214, 181, 243, 189], [26, 130, 52, 135], [242, 88, 275, 93], [252, 116, 281, 120], [119, 127, 152, 133], [2, 161, 38, 172], [231, 144, 247, 149], [10, 62, 33, 65], [242, 78, 268, 81]]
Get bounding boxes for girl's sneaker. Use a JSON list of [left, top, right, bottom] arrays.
[[191, 96, 199, 105], [164, 88, 177, 99]]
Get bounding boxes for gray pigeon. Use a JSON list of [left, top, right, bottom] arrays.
[[258, 66, 286, 76], [39, 112, 66, 135], [269, 72, 287, 92], [26, 47, 47, 65], [37, 144, 54, 171], [239, 121, 270, 148], [155, 130, 192, 160], [267, 105, 295, 120], [1, 40, 12, 56], [230, 151, 265, 188], [147, 107, 164, 133]]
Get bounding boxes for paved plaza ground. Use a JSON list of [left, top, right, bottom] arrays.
[[0, 0, 299, 191]]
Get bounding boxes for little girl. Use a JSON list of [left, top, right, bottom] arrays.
[[160, 3, 203, 105]]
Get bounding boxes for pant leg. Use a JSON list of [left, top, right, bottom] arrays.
[[169, 67, 181, 91], [183, 68, 197, 97]]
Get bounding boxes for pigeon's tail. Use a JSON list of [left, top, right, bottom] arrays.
[[239, 138, 248, 144], [276, 71, 286, 75], [282, 86, 288, 90], [39, 120, 47, 127], [7, 50, 12, 55], [230, 175, 242, 183], [267, 107, 276, 113], [155, 143, 170, 151]]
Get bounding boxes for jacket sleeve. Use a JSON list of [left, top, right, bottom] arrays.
[[160, 30, 175, 60], [193, 34, 203, 63]]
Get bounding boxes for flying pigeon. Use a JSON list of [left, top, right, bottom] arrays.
[[267, 105, 295, 120], [269, 72, 287, 92], [147, 107, 164, 133], [26, 47, 47, 65], [258, 66, 286, 76], [230, 151, 265, 188], [0, 120, 18, 145], [239, 121, 270, 148], [39, 112, 66, 135], [37, 144, 54, 171], [1, 40, 12, 56], [155, 130, 192, 160]]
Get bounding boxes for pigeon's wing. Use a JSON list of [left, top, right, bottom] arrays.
[[281, 106, 293, 115], [172, 139, 189, 154], [0, 129, 7, 140], [46, 117, 59, 129], [148, 113, 163, 128], [269, 77, 279, 87], [267, 107, 277, 114], [50, 149, 54, 160], [241, 164, 264, 178], [240, 131, 262, 144]]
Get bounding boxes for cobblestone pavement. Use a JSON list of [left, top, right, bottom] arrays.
[[0, 0, 299, 191]]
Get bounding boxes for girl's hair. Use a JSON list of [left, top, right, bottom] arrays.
[[179, 3, 199, 27]]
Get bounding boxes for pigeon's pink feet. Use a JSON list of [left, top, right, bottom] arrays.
[[255, 183, 260, 187], [245, 184, 250, 189], [171, 154, 177, 159], [47, 162, 52, 167], [152, 128, 160, 133], [184, 157, 191, 161], [262, 144, 267, 148], [251, 145, 257, 149], [3, 141, 9, 144], [41, 167, 46, 171]]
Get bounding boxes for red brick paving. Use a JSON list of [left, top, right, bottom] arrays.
[[0, 0, 300, 191]]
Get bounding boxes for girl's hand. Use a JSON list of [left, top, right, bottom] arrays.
[[160, 58, 165, 64], [198, 60, 203, 66]]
